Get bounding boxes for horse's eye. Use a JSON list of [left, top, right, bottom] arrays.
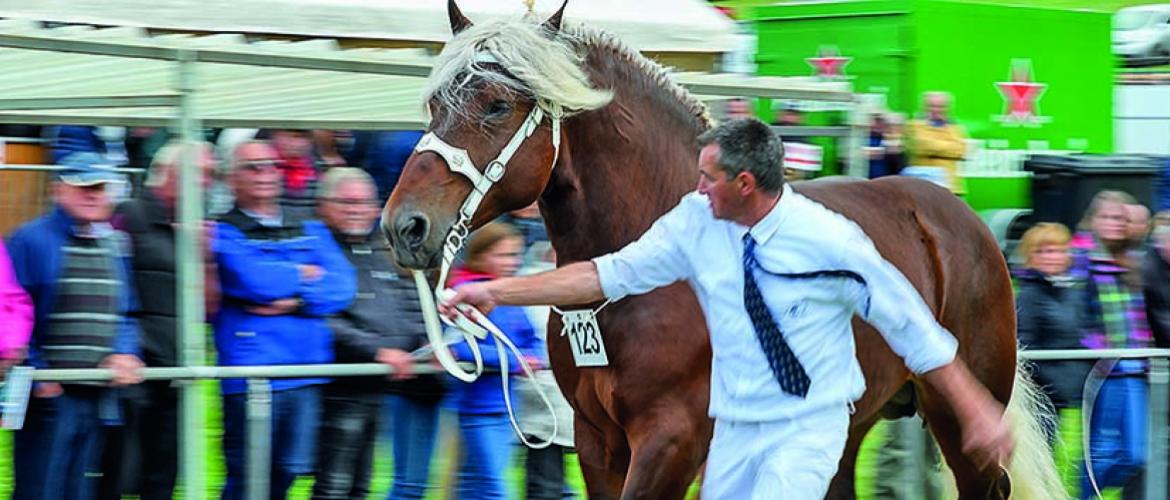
[[485, 100, 511, 118]]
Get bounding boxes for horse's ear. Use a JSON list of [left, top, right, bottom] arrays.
[[541, 0, 569, 35], [448, 0, 473, 35]]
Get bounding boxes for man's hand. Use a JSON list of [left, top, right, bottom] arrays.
[[298, 264, 324, 282], [438, 282, 497, 320], [33, 382, 63, 399], [522, 355, 545, 373], [100, 354, 145, 386], [375, 348, 414, 381], [246, 298, 301, 316], [960, 400, 1015, 472], [922, 361, 1015, 472]]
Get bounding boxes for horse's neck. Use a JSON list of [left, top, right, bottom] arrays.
[[540, 49, 707, 263]]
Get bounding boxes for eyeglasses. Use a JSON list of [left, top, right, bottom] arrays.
[[239, 159, 279, 172], [323, 197, 379, 207]]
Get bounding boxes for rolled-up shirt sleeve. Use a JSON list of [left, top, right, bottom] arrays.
[[840, 232, 958, 375], [592, 196, 696, 301]]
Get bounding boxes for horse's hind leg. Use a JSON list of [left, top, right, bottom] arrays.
[[825, 415, 880, 500], [918, 385, 1011, 499], [619, 407, 712, 500]]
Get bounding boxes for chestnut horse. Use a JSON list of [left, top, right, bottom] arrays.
[[384, 3, 1061, 498]]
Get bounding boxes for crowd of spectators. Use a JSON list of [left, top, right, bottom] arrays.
[[0, 124, 572, 499]]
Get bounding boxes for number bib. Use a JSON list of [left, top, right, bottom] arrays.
[[561, 309, 609, 367]]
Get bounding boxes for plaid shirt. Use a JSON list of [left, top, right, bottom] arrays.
[[1070, 232, 1152, 350]]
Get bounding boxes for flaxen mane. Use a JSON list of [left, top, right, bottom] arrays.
[[425, 17, 713, 128]]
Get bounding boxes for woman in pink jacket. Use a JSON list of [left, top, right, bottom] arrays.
[[1, 239, 33, 375]]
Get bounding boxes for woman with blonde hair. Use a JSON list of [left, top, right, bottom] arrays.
[[1014, 223, 1088, 413]]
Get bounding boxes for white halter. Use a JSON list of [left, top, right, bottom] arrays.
[[410, 95, 563, 449], [415, 100, 562, 288]]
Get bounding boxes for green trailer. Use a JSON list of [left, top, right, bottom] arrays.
[[728, 0, 1120, 210]]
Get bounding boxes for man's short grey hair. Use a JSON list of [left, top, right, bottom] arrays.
[[1154, 223, 1170, 242], [696, 118, 785, 193], [924, 91, 952, 105], [230, 139, 274, 171], [317, 167, 375, 201], [145, 140, 214, 188]]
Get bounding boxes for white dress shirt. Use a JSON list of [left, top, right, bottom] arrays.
[[593, 184, 958, 422]]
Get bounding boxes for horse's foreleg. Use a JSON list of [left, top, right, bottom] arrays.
[[618, 406, 712, 500], [574, 415, 628, 500]]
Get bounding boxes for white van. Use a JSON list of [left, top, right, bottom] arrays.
[[1114, 4, 1170, 59]]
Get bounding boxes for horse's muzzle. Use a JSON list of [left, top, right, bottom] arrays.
[[383, 211, 440, 269]]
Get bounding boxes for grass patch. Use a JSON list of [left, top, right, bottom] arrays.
[[0, 390, 1093, 498]]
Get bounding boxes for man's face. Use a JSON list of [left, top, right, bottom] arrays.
[[319, 180, 379, 237], [1158, 231, 1170, 264], [231, 143, 282, 206], [696, 144, 744, 221], [780, 110, 802, 126], [1126, 204, 1150, 242], [927, 95, 949, 121], [159, 149, 217, 207], [271, 130, 312, 159], [55, 182, 114, 223], [725, 100, 751, 120]]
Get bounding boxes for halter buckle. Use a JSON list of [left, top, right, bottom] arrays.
[[485, 161, 506, 182]]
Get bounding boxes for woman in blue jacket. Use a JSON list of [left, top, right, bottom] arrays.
[[447, 222, 543, 500]]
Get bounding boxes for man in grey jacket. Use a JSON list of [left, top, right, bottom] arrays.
[[311, 167, 446, 500]]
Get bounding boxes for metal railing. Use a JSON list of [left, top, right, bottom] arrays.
[[4, 361, 456, 500], [1020, 349, 1164, 499], [5, 349, 1169, 499]]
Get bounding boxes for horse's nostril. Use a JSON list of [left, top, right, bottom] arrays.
[[396, 214, 430, 251]]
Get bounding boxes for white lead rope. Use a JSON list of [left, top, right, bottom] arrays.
[[413, 270, 558, 449]]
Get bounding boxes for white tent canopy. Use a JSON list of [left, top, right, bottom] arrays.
[[0, 20, 853, 130], [0, 0, 738, 53]]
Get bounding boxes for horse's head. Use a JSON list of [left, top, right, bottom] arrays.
[[383, 0, 612, 269]]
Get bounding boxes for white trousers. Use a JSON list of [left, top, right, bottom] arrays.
[[701, 406, 851, 500]]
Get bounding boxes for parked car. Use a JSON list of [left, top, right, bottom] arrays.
[[1114, 4, 1170, 59]]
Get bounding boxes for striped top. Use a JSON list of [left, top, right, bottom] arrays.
[[1070, 232, 1152, 351], [42, 236, 121, 369]]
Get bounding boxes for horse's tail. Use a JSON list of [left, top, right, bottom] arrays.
[[1002, 359, 1067, 500]]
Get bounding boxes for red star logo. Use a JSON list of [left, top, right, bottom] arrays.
[[995, 60, 1047, 124], [806, 47, 851, 79]]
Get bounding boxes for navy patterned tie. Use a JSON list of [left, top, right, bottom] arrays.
[[743, 234, 811, 398]]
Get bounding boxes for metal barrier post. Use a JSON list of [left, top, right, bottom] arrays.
[[246, 378, 272, 500], [175, 48, 207, 499], [1146, 357, 1168, 500]]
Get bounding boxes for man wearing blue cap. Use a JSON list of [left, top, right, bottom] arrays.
[[6, 151, 144, 500]]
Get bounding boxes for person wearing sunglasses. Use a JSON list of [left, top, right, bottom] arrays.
[[213, 140, 356, 500]]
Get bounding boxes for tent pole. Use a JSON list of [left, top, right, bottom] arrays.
[[175, 48, 207, 500]]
